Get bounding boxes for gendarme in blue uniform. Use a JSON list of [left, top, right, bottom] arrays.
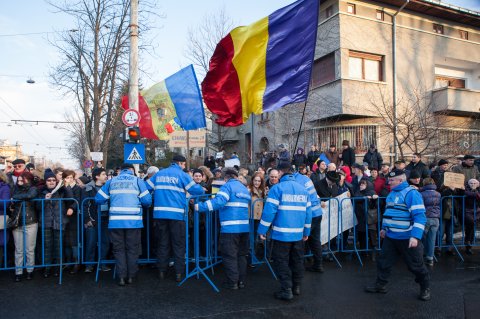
[[258, 174, 312, 241], [198, 178, 251, 233], [95, 169, 152, 229], [382, 181, 426, 240], [146, 163, 204, 220]]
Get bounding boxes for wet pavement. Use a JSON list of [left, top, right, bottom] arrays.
[[1, 251, 479, 319]]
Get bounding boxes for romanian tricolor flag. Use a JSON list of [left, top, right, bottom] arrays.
[[201, 0, 319, 127], [122, 65, 206, 140]]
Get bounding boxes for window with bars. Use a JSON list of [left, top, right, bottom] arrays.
[[316, 125, 378, 152]]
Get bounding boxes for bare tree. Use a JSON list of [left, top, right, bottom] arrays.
[[369, 82, 473, 159], [183, 7, 236, 154], [48, 0, 158, 167]]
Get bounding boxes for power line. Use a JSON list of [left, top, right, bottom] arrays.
[[0, 29, 78, 37]]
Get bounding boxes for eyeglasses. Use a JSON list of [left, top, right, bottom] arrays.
[[14, 164, 24, 168]]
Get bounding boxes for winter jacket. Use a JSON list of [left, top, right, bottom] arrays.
[[452, 163, 480, 184], [341, 147, 356, 167], [96, 169, 152, 229], [420, 184, 441, 219], [314, 178, 339, 199], [249, 186, 265, 220], [431, 167, 447, 190], [307, 150, 321, 168], [0, 182, 10, 215], [325, 151, 340, 166], [464, 186, 480, 219], [351, 174, 368, 194], [198, 179, 251, 233], [382, 181, 426, 240], [11, 185, 38, 228], [371, 176, 388, 196], [258, 174, 312, 242], [82, 181, 109, 224], [363, 150, 383, 170], [278, 150, 291, 168], [405, 161, 430, 180], [353, 181, 376, 228], [37, 186, 75, 231], [310, 169, 326, 185], [146, 163, 204, 221], [294, 172, 321, 217], [292, 152, 307, 168]]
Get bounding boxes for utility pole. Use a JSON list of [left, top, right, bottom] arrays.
[[129, 0, 140, 174], [391, 0, 410, 161]]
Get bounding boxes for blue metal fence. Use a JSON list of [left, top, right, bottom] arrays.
[[1, 194, 479, 286]]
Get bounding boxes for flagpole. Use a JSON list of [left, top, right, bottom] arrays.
[[293, 101, 307, 163], [186, 130, 190, 170]]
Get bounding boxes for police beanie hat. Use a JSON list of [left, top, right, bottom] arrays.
[[44, 168, 56, 180], [409, 170, 421, 179], [224, 168, 238, 177], [121, 163, 135, 170], [12, 158, 26, 165], [326, 171, 340, 182], [438, 159, 448, 166], [388, 169, 405, 178], [464, 154, 475, 160], [277, 162, 292, 171], [172, 154, 187, 162]]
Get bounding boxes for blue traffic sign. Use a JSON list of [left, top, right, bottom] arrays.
[[124, 143, 145, 164]]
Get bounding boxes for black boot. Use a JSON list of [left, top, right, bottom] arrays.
[[419, 287, 431, 301], [27, 272, 33, 280], [274, 288, 293, 301], [364, 282, 387, 294], [292, 285, 301, 296], [15, 275, 22, 282]]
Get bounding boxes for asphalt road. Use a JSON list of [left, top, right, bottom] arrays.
[[1, 251, 479, 319]]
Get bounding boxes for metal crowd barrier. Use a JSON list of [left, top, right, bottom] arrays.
[[2, 193, 479, 285], [0, 198, 80, 284]]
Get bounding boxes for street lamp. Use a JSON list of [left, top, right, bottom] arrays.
[[391, 0, 409, 161]]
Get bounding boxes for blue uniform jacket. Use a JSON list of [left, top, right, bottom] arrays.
[[382, 181, 426, 240], [147, 163, 204, 221], [197, 178, 251, 233], [294, 172, 321, 217], [257, 174, 312, 242], [95, 169, 152, 229]]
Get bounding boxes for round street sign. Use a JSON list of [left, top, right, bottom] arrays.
[[83, 160, 94, 168], [122, 109, 141, 127]]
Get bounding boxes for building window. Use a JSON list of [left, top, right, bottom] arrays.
[[260, 112, 270, 122], [376, 10, 384, 21], [433, 24, 444, 34], [459, 30, 468, 40], [326, 5, 333, 18], [311, 53, 335, 88], [347, 3, 356, 14], [317, 125, 378, 152], [435, 76, 466, 89], [348, 51, 383, 82]]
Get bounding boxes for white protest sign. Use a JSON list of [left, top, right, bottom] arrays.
[[225, 158, 240, 168], [319, 192, 357, 245]]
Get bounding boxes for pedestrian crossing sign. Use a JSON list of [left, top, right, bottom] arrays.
[[124, 143, 145, 164]]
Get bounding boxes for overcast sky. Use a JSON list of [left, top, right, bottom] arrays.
[[0, 0, 478, 169]]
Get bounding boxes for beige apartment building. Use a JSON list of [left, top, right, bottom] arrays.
[[214, 0, 480, 166]]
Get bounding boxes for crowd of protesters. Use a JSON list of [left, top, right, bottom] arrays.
[[1, 141, 479, 300]]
